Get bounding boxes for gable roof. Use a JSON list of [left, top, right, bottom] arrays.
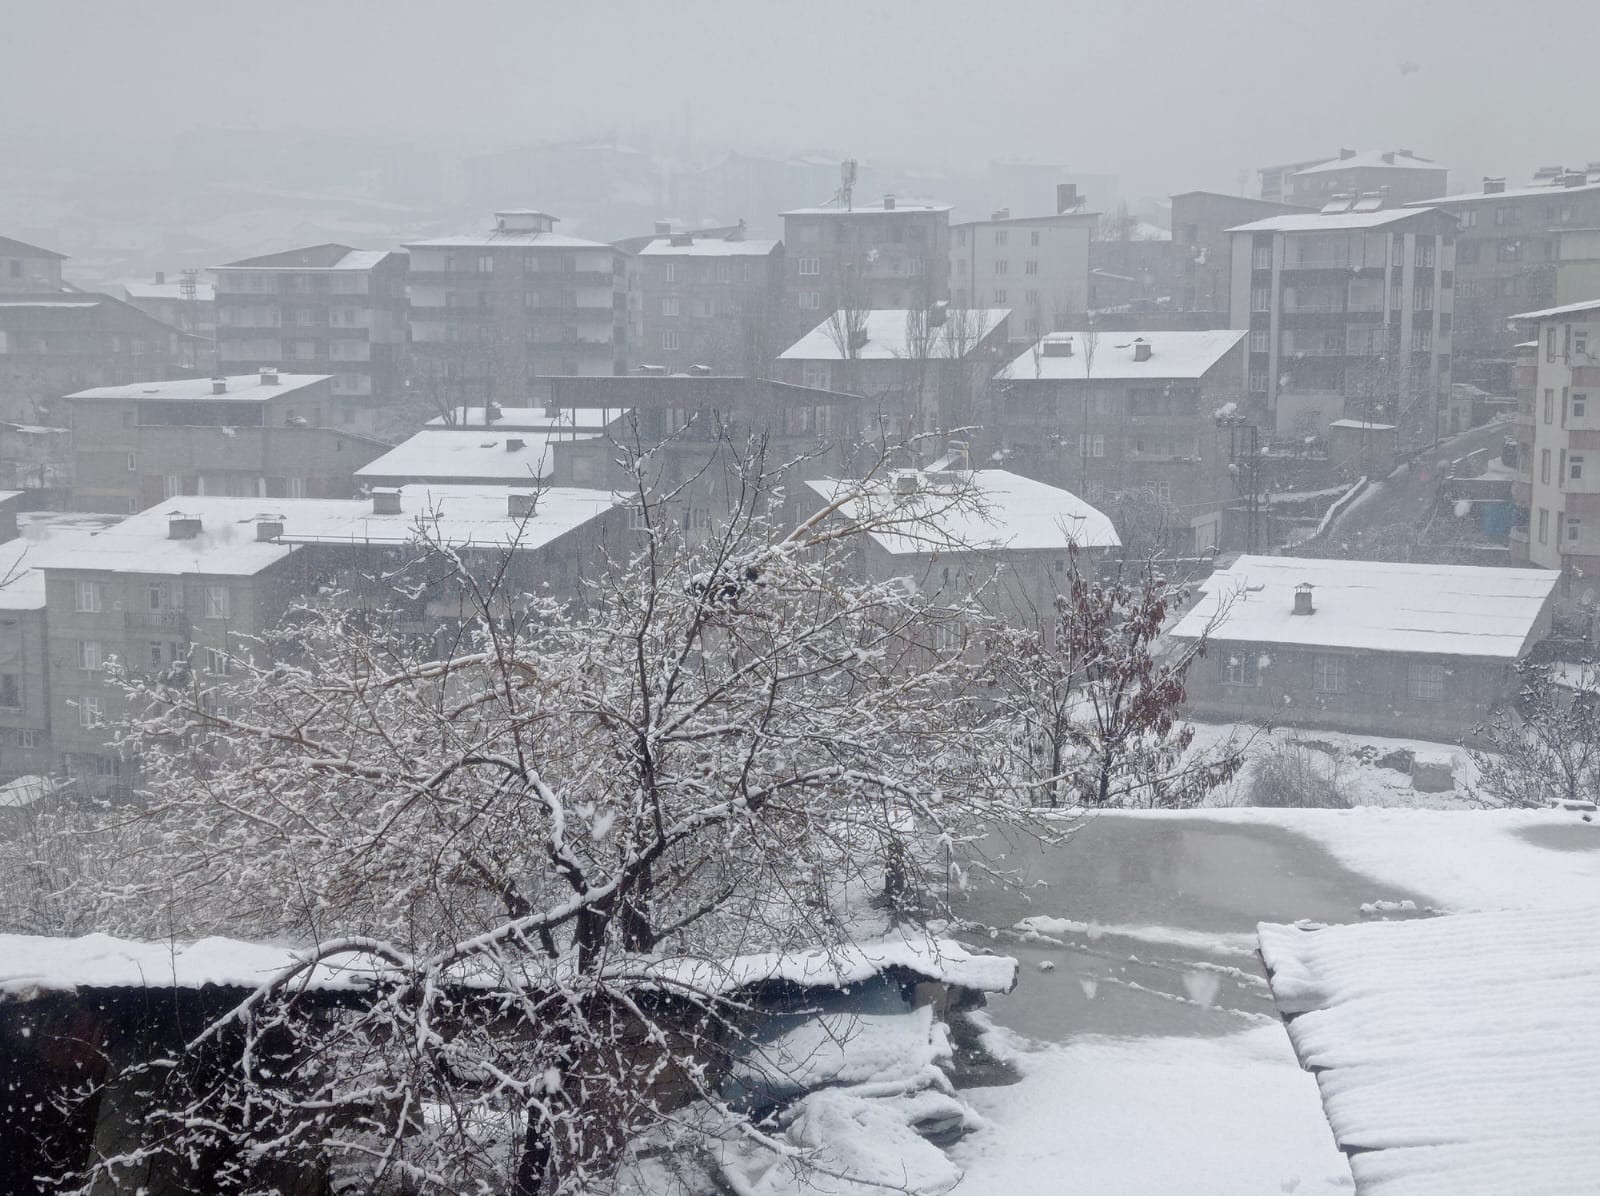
[[0, 235, 66, 261], [779, 309, 1010, 361], [1507, 298, 1600, 322], [1170, 555, 1558, 658], [1227, 208, 1448, 233], [1292, 149, 1442, 176]]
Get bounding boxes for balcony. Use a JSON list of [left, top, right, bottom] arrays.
[[125, 609, 188, 632]]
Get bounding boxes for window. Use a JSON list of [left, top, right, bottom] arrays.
[[1569, 518, 1582, 543], [994, 259, 1008, 275], [18, 729, 38, 750], [1251, 287, 1271, 312], [797, 258, 820, 276], [1249, 368, 1269, 392], [78, 640, 103, 671], [1077, 433, 1105, 458], [1541, 449, 1551, 484], [801, 362, 830, 390], [1249, 329, 1269, 353], [698, 298, 715, 318], [125, 452, 137, 472], [1577, 331, 1590, 358], [1571, 455, 1585, 482], [163, 475, 182, 499], [476, 254, 493, 273], [662, 297, 680, 317], [798, 291, 820, 310], [995, 230, 1008, 245], [0, 674, 18, 708], [93, 755, 120, 779], [687, 507, 711, 532], [205, 647, 231, 676], [1414, 240, 1436, 268], [628, 503, 650, 531], [74, 581, 102, 613], [1575, 393, 1588, 420], [204, 586, 230, 620], [662, 332, 680, 351], [1547, 327, 1558, 362], [1312, 654, 1349, 694], [1024, 260, 1039, 276], [663, 262, 677, 283], [1407, 662, 1446, 702], [78, 694, 103, 729], [1412, 327, 1432, 351], [1545, 389, 1555, 423], [1539, 508, 1550, 544], [1252, 245, 1272, 270], [149, 641, 165, 667], [1031, 230, 1041, 246], [1221, 653, 1259, 687], [1414, 288, 1433, 311], [993, 289, 1007, 304]]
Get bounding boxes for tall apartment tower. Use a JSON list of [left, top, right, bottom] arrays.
[[405, 211, 630, 411]]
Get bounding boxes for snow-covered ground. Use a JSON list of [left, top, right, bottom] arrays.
[[947, 808, 1600, 1194]]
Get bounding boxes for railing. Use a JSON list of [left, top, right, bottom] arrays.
[[125, 610, 188, 632]]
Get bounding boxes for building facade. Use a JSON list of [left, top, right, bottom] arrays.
[[1262, 149, 1447, 209], [65, 371, 386, 513], [949, 186, 1095, 343], [1405, 166, 1600, 369], [627, 226, 783, 374], [1507, 299, 1600, 593], [1170, 192, 1309, 314], [1228, 203, 1456, 438], [119, 273, 216, 367], [993, 329, 1247, 554], [780, 199, 951, 338], [213, 245, 409, 438], [405, 211, 630, 414]]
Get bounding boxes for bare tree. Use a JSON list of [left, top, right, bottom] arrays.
[[1472, 660, 1600, 809]]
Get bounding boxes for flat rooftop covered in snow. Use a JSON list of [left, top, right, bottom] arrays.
[[996, 329, 1246, 381], [1169, 555, 1558, 658], [1259, 906, 1600, 1195], [805, 469, 1119, 555], [355, 428, 601, 485], [278, 484, 617, 552], [64, 373, 330, 402], [636, 237, 780, 257], [779, 309, 1010, 361]]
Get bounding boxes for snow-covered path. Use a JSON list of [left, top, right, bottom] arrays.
[[949, 810, 1600, 1193]]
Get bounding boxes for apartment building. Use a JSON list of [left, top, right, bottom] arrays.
[[950, 185, 1096, 342], [780, 198, 951, 337], [118, 272, 216, 367], [213, 245, 408, 438], [993, 328, 1247, 553], [33, 488, 620, 793], [1260, 149, 1447, 209], [1228, 200, 1456, 437], [1403, 165, 1600, 366], [0, 236, 198, 425], [775, 307, 1012, 453], [405, 211, 630, 411], [626, 225, 783, 374], [1170, 192, 1309, 314], [1506, 298, 1600, 588], [64, 370, 387, 513]]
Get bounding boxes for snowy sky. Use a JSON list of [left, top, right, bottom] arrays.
[[6, 0, 1596, 196]]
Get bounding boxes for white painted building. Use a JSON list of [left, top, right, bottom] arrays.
[[950, 188, 1096, 342]]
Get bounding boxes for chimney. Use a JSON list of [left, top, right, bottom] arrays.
[[946, 438, 970, 470], [167, 513, 202, 540], [1482, 177, 1506, 194], [688, 363, 713, 375], [543, 401, 561, 418], [210, 376, 228, 395], [372, 490, 402, 515], [1563, 171, 1589, 188], [259, 366, 279, 385], [155, 271, 165, 285], [1382, 152, 1395, 165], [894, 472, 919, 499], [1293, 582, 1315, 616], [255, 515, 285, 541], [848, 328, 870, 353], [1056, 183, 1079, 213], [669, 233, 694, 246], [1398, 148, 1414, 157], [654, 220, 671, 237], [1339, 147, 1356, 160], [928, 300, 948, 327], [508, 492, 538, 519], [1042, 336, 1075, 358], [882, 194, 896, 210], [505, 437, 526, 452], [991, 207, 1011, 221], [1133, 338, 1153, 363]]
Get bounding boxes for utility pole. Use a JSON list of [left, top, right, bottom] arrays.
[[1217, 407, 1265, 552]]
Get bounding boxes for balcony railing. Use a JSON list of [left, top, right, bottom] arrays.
[[125, 609, 188, 632]]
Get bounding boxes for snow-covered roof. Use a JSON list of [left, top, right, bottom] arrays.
[[1507, 297, 1600, 322], [0, 538, 46, 610], [65, 373, 329, 402], [0, 931, 1014, 1000], [805, 469, 1120, 555], [782, 202, 951, 216], [636, 237, 780, 257], [278, 484, 617, 552], [122, 280, 216, 302], [404, 231, 614, 251], [425, 406, 626, 432], [1405, 178, 1600, 207], [1170, 555, 1557, 658], [355, 428, 600, 484], [0, 300, 99, 309], [1227, 208, 1445, 233], [1291, 149, 1442, 177], [30, 488, 617, 577], [996, 329, 1246, 381], [1259, 906, 1600, 1195], [1326, 418, 1397, 431], [779, 309, 1010, 361], [221, 248, 389, 272]]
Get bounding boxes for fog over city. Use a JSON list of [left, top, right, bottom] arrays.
[[1, 3, 1598, 1194]]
